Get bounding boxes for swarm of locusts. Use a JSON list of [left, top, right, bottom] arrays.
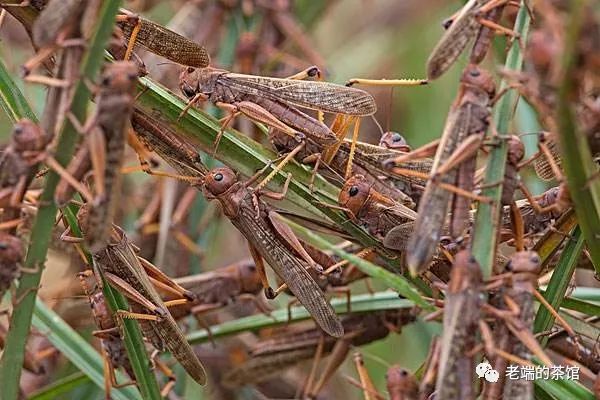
[[0, 0, 599, 399]]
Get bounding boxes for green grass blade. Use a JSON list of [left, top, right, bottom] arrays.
[[0, 58, 37, 122], [31, 301, 141, 400], [0, 2, 122, 399], [535, 377, 595, 400], [534, 227, 584, 343], [554, 0, 600, 274], [187, 292, 415, 344], [471, 2, 532, 277], [28, 373, 90, 400]]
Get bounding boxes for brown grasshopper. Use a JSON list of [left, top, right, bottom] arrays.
[[179, 66, 377, 151], [337, 174, 417, 252], [0, 233, 24, 307], [482, 250, 554, 400], [269, 127, 418, 207], [115, 9, 210, 68], [130, 109, 208, 180], [202, 166, 344, 337], [77, 269, 136, 396], [68, 214, 208, 385], [435, 249, 483, 400], [0, 119, 46, 226], [224, 310, 416, 393], [20, 0, 102, 81], [55, 61, 138, 252], [426, 0, 518, 80], [168, 259, 266, 320], [399, 65, 496, 276]]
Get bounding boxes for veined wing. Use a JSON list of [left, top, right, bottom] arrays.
[[219, 73, 377, 116], [426, 0, 484, 79]]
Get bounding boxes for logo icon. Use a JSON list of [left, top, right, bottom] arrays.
[[476, 361, 499, 383]]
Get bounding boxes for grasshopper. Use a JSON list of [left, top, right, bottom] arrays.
[[426, 0, 518, 80], [0, 119, 46, 225], [435, 249, 483, 400], [179, 66, 377, 151], [115, 9, 210, 68], [482, 251, 553, 400], [130, 109, 208, 180], [21, 0, 102, 80], [169, 259, 267, 320], [77, 269, 136, 397], [337, 174, 417, 252], [55, 61, 138, 252], [224, 310, 416, 392], [402, 65, 495, 276], [202, 166, 344, 337], [0, 233, 24, 306], [69, 214, 208, 385], [269, 127, 418, 207]]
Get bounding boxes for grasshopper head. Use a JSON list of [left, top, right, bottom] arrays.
[[338, 175, 371, 217], [11, 119, 45, 154], [379, 131, 411, 152], [204, 167, 238, 196], [238, 260, 263, 294], [99, 61, 138, 96]]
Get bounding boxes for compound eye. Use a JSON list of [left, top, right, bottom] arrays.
[[182, 84, 196, 99], [214, 173, 223, 181], [187, 67, 195, 73], [101, 76, 111, 86], [392, 133, 402, 142], [349, 186, 359, 196]]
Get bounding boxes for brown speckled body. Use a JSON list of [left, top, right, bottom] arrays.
[[224, 310, 416, 387], [0, 233, 23, 299], [406, 65, 494, 274], [84, 62, 138, 253], [502, 251, 541, 400], [180, 67, 376, 146], [435, 250, 483, 400], [203, 167, 343, 338], [0, 120, 46, 223], [91, 226, 207, 385], [78, 271, 135, 380], [117, 14, 210, 68]]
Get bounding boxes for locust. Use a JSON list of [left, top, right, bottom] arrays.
[[434, 250, 483, 400], [337, 174, 417, 252], [0, 233, 24, 306], [202, 166, 344, 337], [178, 66, 377, 151], [69, 217, 208, 386], [401, 65, 495, 276], [482, 251, 554, 400], [115, 9, 210, 68], [21, 0, 98, 78], [77, 269, 136, 397], [426, 0, 518, 80], [169, 259, 266, 320], [223, 310, 416, 393], [0, 119, 46, 226], [130, 109, 208, 180], [55, 61, 138, 252]]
